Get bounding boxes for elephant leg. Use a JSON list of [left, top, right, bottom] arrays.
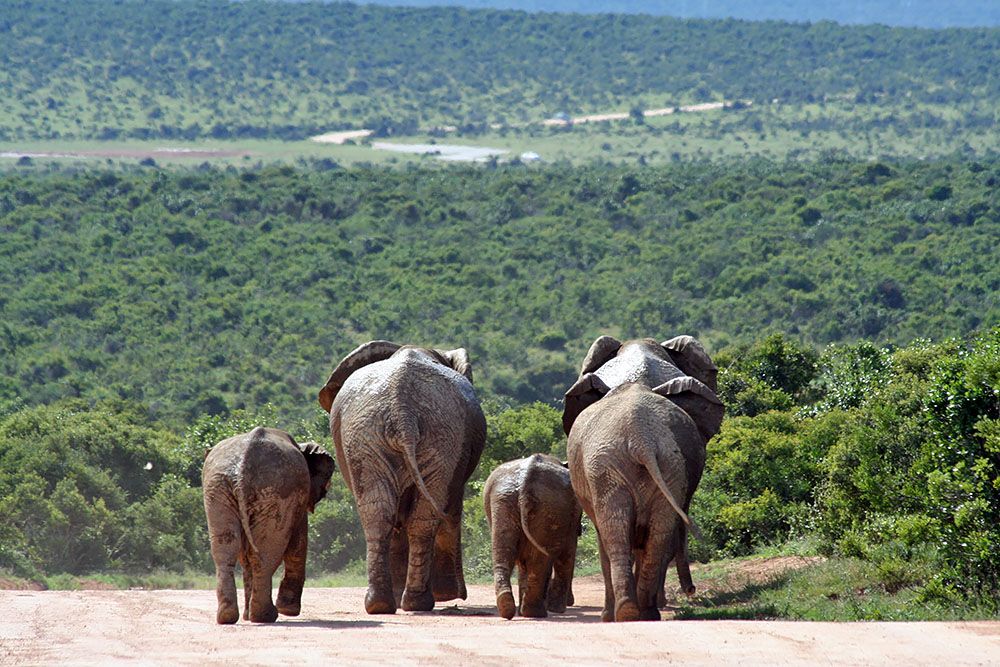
[[359, 494, 398, 615], [595, 492, 639, 622], [489, 506, 520, 620], [674, 526, 696, 597], [389, 527, 409, 607], [548, 546, 576, 613], [207, 512, 241, 625], [276, 513, 308, 616], [519, 551, 552, 619], [431, 514, 466, 602], [246, 546, 281, 623], [635, 520, 671, 621], [596, 531, 616, 623], [400, 510, 441, 612], [239, 551, 252, 621]]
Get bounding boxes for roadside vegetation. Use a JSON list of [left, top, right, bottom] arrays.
[[1, 160, 998, 618], [1, 0, 998, 622]]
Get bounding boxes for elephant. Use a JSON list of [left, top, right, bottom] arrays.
[[484, 453, 582, 619], [562, 336, 724, 622], [202, 426, 335, 624], [317, 340, 486, 614]]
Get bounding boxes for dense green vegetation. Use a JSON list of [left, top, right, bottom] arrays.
[[2, 160, 998, 424], [362, 1, 1000, 29], [3, 329, 997, 614], [1, 1, 998, 142]]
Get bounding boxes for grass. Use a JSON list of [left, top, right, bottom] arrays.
[[674, 554, 999, 622], [4, 100, 999, 171]]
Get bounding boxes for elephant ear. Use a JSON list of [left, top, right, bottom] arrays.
[[579, 335, 622, 376], [297, 441, 336, 512], [435, 347, 474, 384], [652, 376, 725, 442], [318, 340, 401, 412], [661, 335, 718, 392], [562, 372, 611, 436]]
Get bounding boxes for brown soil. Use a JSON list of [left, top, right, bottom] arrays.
[[1, 567, 997, 665]]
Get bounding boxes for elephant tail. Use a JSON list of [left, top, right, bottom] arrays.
[[234, 485, 260, 558], [396, 419, 448, 521], [636, 448, 703, 542], [519, 456, 551, 558]]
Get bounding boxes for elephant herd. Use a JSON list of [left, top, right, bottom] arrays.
[[201, 335, 724, 624]]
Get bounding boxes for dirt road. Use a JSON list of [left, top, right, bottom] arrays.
[[1, 576, 997, 665]]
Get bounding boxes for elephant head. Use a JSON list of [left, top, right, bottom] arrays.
[[297, 440, 336, 512], [317, 340, 474, 413], [562, 335, 721, 437]]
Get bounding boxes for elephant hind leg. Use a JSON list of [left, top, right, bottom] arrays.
[[358, 494, 398, 615], [277, 514, 308, 617], [400, 513, 441, 612], [240, 551, 252, 621], [206, 507, 241, 625], [594, 491, 639, 622], [489, 503, 520, 619]]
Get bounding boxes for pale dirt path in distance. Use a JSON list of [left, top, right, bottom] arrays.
[[1, 576, 998, 666]]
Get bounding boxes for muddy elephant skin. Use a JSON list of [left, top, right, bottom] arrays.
[[484, 453, 582, 619], [202, 427, 335, 624], [318, 340, 486, 614], [563, 336, 724, 622]]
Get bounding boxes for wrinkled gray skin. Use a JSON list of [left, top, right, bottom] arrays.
[[484, 454, 583, 620], [563, 336, 723, 622], [318, 341, 486, 614], [202, 427, 335, 624]]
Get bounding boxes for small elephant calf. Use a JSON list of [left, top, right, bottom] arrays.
[[202, 427, 335, 624], [484, 453, 582, 619]]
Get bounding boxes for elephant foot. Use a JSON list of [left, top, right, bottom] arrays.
[[520, 600, 548, 618], [276, 589, 302, 616], [365, 587, 397, 615], [216, 604, 239, 625], [639, 607, 662, 621], [432, 576, 466, 602], [546, 596, 568, 614], [566, 590, 575, 607], [276, 600, 301, 616], [684, 584, 697, 597], [600, 607, 615, 623], [497, 592, 516, 620], [249, 604, 279, 623], [657, 588, 667, 609], [615, 600, 641, 622], [401, 587, 435, 612]]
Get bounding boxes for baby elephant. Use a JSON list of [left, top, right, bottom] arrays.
[[484, 454, 582, 619], [202, 427, 335, 624]]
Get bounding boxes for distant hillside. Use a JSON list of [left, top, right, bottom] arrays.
[[2, 158, 997, 425], [358, 1, 1000, 28], [1, 1, 998, 141]]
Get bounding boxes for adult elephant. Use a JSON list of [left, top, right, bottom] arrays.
[[202, 427, 336, 624], [563, 336, 724, 622], [318, 340, 486, 614]]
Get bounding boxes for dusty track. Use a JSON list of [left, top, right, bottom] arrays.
[[1, 576, 997, 665]]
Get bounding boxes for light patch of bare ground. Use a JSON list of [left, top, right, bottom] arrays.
[[1, 560, 997, 667]]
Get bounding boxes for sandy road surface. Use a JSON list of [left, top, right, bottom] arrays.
[[1, 576, 997, 666]]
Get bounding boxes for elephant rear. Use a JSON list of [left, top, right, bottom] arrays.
[[202, 427, 320, 624]]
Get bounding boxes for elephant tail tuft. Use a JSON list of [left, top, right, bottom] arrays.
[[519, 456, 551, 558], [636, 448, 702, 542]]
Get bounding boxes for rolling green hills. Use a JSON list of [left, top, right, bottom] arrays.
[[2, 159, 997, 425], [1, 1, 998, 144]]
